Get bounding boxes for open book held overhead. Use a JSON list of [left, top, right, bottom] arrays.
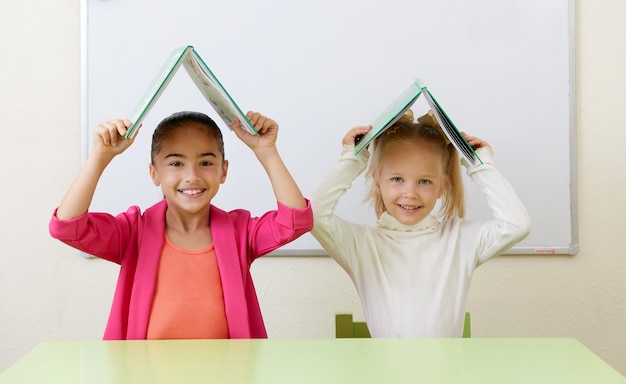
[[125, 45, 257, 140], [355, 79, 482, 167]]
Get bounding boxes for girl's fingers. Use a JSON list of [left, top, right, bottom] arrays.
[[95, 119, 133, 147], [245, 111, 277, 134], [462, 131, 490, 149], [343, 125, 371, 145], [246, 111, 259, 125], [256, 116, 268, 133]]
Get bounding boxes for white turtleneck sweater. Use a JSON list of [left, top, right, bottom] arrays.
[[311, 145, 531, 338]]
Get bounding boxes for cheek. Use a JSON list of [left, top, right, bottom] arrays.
[[431, 186, 444, 201], [379, 184, 399, 203]]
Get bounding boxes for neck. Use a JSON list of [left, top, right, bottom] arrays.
[[165, 206, 211, 233]]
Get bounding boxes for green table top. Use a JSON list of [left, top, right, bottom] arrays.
[[1, 338, 624, 383]]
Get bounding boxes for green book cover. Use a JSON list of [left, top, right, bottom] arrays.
[[125, 45, 257, 139], [354, 79, 481, 167]]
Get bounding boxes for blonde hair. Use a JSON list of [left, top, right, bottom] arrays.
[[364, 110, 465, 220]]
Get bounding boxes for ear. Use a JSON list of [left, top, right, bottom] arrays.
[[371, 173, 381, 193], [220, 159, 229, 184], [437, 176, 447, 199], [149, 163, 160, 186]]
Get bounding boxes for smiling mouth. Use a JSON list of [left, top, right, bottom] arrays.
[[179, 189, 205, 196], [398, 204, 420, 211]]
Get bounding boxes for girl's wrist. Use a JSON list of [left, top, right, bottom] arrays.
[[253, 146, 280, 161], [86, 150, 115, 169]]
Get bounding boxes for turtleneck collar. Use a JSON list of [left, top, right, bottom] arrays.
[[376, 211, 440, 233]]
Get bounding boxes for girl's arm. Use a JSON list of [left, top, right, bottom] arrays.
[[461, 132, 531, 264], [231, 111, 307, 209], [56, 119, 136, 220], [309, 127, 372, 270]]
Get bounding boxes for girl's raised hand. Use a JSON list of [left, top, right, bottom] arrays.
[[232, 111, 278, 152], [343, 125, 372, 146], [92, 119, 138, 157], [461, 132, 491, 150]]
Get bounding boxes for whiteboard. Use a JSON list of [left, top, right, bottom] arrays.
[[82, 0, 577, 255]]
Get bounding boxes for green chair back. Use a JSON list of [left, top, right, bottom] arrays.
[[335, 312, 471, 338]]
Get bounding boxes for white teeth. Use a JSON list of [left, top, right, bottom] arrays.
[[181, 189, 203, 195], [400, 205, 417, 210]]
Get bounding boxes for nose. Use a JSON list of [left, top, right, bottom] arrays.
[[183, 164, 201, 181], [402, 182, 420, 197]]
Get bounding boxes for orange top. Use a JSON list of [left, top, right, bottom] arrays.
[[147, 235, 229, 339]]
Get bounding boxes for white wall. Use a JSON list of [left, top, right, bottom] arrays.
[[1, 0, 625, 376]]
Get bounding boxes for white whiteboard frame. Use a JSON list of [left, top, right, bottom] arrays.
[[80, 0, 578, 256]]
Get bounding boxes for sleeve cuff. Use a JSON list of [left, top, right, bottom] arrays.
[[464, 146, 495, 175]]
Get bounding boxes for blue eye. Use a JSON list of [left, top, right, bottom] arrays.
[[419, 179, 431, 185], [391, 177, 403, 183]]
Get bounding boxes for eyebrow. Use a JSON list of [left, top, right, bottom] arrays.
[[163, 152, 218, 159]]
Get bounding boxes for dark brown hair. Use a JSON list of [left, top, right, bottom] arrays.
[[151, 111, 224, 164]]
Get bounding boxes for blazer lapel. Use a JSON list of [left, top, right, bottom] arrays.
[[210, 206, 251, 338], [127, 200, 167, 339]]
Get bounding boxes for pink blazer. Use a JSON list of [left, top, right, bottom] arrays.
[[49, 199, 313, 340]]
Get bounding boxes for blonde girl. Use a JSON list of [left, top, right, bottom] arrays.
[[311, 111, 531, 337]]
